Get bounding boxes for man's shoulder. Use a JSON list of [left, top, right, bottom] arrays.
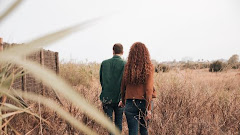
[[101, 58, 111, 65], [101, 57, 126, 66], [118, 59, 126, 65], [121, 59, 127, 66], [115, 58, 126, 65]]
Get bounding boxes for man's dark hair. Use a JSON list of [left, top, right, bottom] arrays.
[[113, 43, 123, 54]]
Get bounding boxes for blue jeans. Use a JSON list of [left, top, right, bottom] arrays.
[[102, 103, 124, 135], [125, 99, 148, 135]]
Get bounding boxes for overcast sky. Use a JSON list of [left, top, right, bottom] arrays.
[[0, 0, 240, 63]]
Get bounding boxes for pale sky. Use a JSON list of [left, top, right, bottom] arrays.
[[0, 0, 240, 63]]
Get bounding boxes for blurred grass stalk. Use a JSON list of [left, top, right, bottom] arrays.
[[0, 0, 23, 22], [0, 88, 98, 135], [0, 0, 120, 134]]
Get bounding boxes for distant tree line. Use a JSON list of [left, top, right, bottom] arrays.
[[153, 54, 240, 73]]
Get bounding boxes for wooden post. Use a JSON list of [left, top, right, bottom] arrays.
[[0, 38, 6, 105], [0, 37, 3, 51], [40, 49, 45, 96], [55, 52, 59, 74], [40, 49, 44, 65], [22, 54, 26, 91], [22, 72, 26, 91]]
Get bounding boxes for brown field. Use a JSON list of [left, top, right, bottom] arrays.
[[1, 1, 240, 134], [59, 62, 240, 135]]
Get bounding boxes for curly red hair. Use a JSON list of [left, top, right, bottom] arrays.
[[123, 42, 153, 85]]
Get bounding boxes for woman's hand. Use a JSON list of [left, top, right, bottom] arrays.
[[118, 101, 124, 108], [145, 110, 152, 120]]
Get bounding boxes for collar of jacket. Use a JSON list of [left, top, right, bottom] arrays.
[[112, 55, 122, 59]]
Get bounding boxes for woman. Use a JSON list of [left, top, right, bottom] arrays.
[[121, 42, 154, 135]]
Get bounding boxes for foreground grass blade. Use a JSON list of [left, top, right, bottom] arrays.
[[1, 110, 25, 119], [0, 103, 51, 127], [1, 17, 101, 58], [0, 115, 14, 130], [0, 1, 115, 134], [0, 56, 120, 135], [0, 90, 25, 108], [0, 0, 23, 22], [0, 8, 117, 133], [0, 88, 98, 135]]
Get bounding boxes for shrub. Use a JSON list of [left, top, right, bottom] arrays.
[[60, 62, 100, 87], [199, 63, 210, 69], [180, 62, 210, 70], [228, 54, 239, 65], [182, 62, 198, 69], [232, 63, 240, 69], [155, 64, 170, 73], [209, 61, 225, 72], [230, 63, 240, 69]]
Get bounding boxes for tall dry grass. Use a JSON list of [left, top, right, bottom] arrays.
[[0, 1, 120, 134], [151, 69, 240, 134], [60, 63, 240, 134], [1, 1, 240, 134], [60, 61, 100, 87]]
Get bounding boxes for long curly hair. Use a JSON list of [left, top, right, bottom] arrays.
[[123, 42, 153, 85]]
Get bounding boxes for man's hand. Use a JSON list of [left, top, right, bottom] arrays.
[[145, 110, 152, 120], [118, 101, 124, 108]]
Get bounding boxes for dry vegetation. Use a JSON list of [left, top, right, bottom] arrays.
[[1, 1, 240, 134], [59, 62, 240, 135], [152, 69, 240, 134]]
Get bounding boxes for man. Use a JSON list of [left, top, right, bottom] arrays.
[[100, 43, 126, 134]]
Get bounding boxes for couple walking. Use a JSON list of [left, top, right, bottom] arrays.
[[100, 42, 155, 135]]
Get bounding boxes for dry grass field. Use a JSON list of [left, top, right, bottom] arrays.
[[59, 62, 240, 135], [1, 1, 240, 134]]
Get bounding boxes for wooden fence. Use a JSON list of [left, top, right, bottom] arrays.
[[2, 43, 59, 99]]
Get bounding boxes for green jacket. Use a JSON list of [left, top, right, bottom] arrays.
[[100, 55, 126, 104]]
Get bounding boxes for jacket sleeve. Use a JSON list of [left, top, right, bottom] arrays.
[[121, 75, 126, 105], [100, 64, 103, 87], [145, 66, 154, 111]]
